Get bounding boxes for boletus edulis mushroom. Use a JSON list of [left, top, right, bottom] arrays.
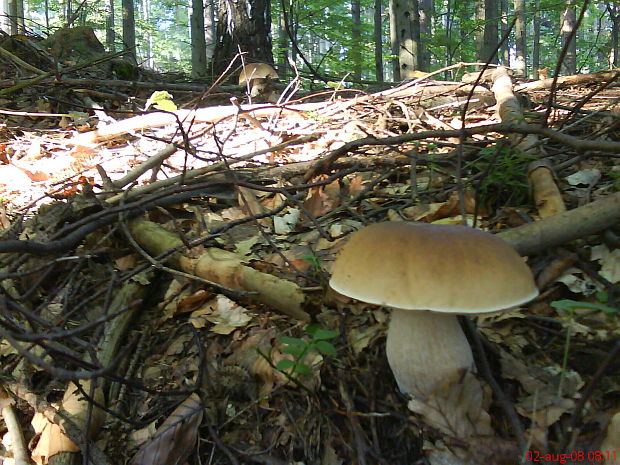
[[329, 222, 538, 399], [238, 63, 279, 103]]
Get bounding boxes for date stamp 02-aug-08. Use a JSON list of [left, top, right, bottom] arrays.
[[526, 450, 618, 464]]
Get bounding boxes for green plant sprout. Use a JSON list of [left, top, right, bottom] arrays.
[[607, 170, 620, 191], [276, 324, 338, 376], [470, 144, 538, 206], [302, 253, 328, 285], [552, 298, 618, 316], [551, 298, 618, 397], [302, 253, 321, 270]]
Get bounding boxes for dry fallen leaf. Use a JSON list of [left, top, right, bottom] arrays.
[[31, 411, 80, 465], [31, 381, 106, 464], [402, 190, 483, 223], [130, 393, 203, 465], [407, 371, 493, 439], [557, 267, 601, 295], [516, 397, 575, 446], [425, 436, 519, 465], [591, 245, 620, 283], [189, 295, 252, 334], [303, 176, 340, 217]]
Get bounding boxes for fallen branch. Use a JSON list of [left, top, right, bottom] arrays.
[[491, 67, 566, 218], [128, 219, 311, 321], [515, 69, 620, 92], [497, 193, 620, 256]]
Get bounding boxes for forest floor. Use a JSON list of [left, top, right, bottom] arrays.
[[0, 32, 619, 465]]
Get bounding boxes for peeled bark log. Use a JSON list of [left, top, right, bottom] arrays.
[[491, 67, 566, 218]]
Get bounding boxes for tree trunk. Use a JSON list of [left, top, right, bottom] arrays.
[[8, 0, 18, 34], [277, 3, 289, 80], [122, 0, 136, 63], [560, 1, 577, 75], [15, 0, 23, 32], [205, 0, 216, 64], [191, 0, 207, 77], [608, 4, 619, 68], [391, 0, 421, 79], [105, 0, 115, 52], [514, 0, 526, 76], [594, 14, 605, 67], [499, 0, 510, 65], [212, 0, 274, 76], [475, 0, 498, 64], [458, 2, 469, 63], [445, 0, 455, 69], [64, 0, 72, 24], [374, 0, 383, 81], [0, 0, 10, 32], [419, 0, 432, 71], [144, 0, 155, 67], [388, 0, 400, 80], [532, 0, 541, 78], [351, 0, 362, 81]]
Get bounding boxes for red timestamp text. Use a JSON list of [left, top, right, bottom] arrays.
[[526, 450, 617, 463]]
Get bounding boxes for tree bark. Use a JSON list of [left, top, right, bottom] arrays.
[[419, 0, 432, 71], [190, 0, 207, 77], [532, 0, 541, 78], [351, 0, 362, 81], [205, 0, 216, 64], [105, 0, 115, 52], [499, 0, 510, 65], [212, 0, 274, 76], [121, 0, 136, 63], [475, 0, 499, 65], [388, 0, 400, 80], [560, 0, 577, 75], [391, 0, 421, 78], [514, 0, 526, 76], [277, 2, 289, 80], [608, 3, 620, 68], [8, 0, 18, 34], [374, 0, 384, 81]]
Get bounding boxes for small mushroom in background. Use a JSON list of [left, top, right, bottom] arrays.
[[329, 221, 539, 400], [238, 63, 279, 103]]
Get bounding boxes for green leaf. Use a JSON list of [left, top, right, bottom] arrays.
[[551, 299, 618, 315], [280, 337, 307, 347], [551, 300, 577, 312], [276, 359, 295, 371], [305, 324, 320, 336], [596, 291, 608, 302], [312, 329, 338, 340], [305, 324, 338, 340], [315, 340, 337, 356], [293, 363, 312, 375], [280, 345, 305, 357]]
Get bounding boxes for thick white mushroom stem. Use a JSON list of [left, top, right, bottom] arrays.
[[385, 309, 474, 399]]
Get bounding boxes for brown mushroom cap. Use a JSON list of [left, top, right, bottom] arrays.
[[238, 63, 279, 86], [329, 221, 538, 313], [330, 221, 538, 398]]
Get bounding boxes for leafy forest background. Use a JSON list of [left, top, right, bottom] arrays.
[[0, 0, 618, 86]]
